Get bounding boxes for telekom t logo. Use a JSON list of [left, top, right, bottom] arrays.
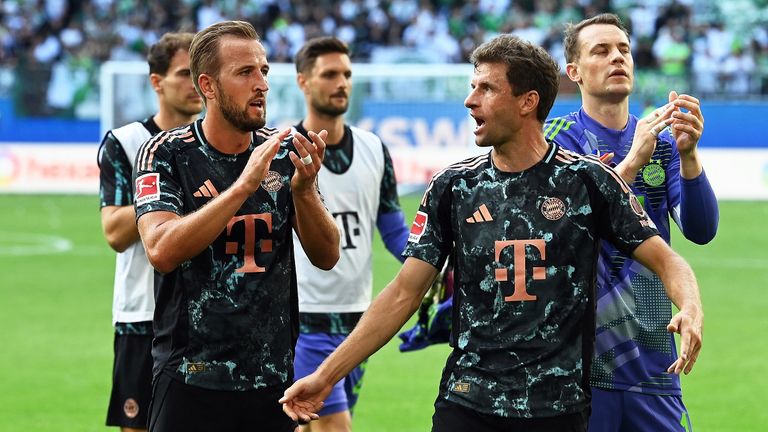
[[494, 239, 546, 302], [225, 213, 273, 273]]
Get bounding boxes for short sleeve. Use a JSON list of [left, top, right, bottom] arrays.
[[585, 163, 659, 256], [134, 133, 185, 220], [98, 131, 133, 208], [377, 143, 402, 215], [402, 172, 453, 270]]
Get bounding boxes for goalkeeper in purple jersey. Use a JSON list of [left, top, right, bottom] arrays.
[[544, 14, 718, 432]]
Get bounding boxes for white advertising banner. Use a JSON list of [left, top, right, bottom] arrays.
[[0, 143, 99, 193], [698, 148, 768, 200], [0, 143, 766, 200]]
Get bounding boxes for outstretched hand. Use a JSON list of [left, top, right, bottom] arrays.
[[290, 129, 328, 194], [279, 373, 333, 423], [666, 307, 703, 375]]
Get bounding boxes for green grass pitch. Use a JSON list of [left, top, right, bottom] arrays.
[[0, 194, 765, 431]]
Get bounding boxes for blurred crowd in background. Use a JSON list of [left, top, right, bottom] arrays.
[[1, 0, 767, 118]]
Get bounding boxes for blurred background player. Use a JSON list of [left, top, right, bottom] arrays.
[[290, 36, 410, 432], [545, 13, 718, 432], [97, 32, 202, 432], [134, 21, 339, 432], [282, 34, 703, 432]]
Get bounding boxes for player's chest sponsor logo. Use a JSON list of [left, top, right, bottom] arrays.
[[261, 170, 283, 193], [495, 239, 546, 302], [408, 211, 428, 243], [135, 173, 160, 205], [540, 197, 566, 220]]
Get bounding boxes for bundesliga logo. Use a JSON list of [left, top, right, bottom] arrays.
[[135, 173, 160, 205]]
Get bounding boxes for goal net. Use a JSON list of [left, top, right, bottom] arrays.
[[100, 62, 480, 194]]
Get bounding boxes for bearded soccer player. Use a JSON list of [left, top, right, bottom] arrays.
[[133, 21, 339, 432], [544, 13, 717, 432], [98, 32, 202, 432], [281, 34, 703, 432], [290, 36, 409, 432]]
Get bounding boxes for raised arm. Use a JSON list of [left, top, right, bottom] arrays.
[[632, 236, 703, 375], [670, 92, 719, 244], [138, 130, 286, 273], [280, 257, 439, 422], [289, 130, 340, 270]]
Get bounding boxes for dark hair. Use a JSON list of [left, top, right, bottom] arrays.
[[294, 36, 349, 74], [189, 20, 260, 96], [563, 13, 630, 64], [147, 32, 195, 75], [470, 34, 560, 122]]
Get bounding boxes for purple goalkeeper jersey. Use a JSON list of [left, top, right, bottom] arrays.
[[545, 108, 686, 395]]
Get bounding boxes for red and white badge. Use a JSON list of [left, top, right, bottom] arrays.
[[135, 173, 160, 205], [408, 211, 428, 243]]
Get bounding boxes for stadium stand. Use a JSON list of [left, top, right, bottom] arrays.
[[0, 0, 767, 120]]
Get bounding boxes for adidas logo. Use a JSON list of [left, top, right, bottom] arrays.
[[193, 180, 219, 198], [466, 204, 493, 223]]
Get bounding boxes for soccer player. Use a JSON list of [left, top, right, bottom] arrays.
[[98, 32, 202, 432], [281, 34, 703, 432], [290, 36, 409, 432], [544, 13, 718, 431], [133, 21, 340, 432]]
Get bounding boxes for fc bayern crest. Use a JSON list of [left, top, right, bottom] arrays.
[[261, 171, 283, 192], [540, 197, 566, 220], [629, 193, 646, 217], [123, 398, 139, 418], [642, 162, 665, 187]]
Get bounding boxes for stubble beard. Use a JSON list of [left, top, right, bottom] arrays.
[[312, 96, 348, 118], [217, 82, 266, 132]]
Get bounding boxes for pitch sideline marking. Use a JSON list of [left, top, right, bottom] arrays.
[[0, 232, 73, 256]]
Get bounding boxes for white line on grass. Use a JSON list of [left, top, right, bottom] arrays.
[[0, 232, 73, 256]]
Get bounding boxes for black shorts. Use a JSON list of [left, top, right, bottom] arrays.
[[149, 372, 298, 432], [432, 398, 588, 432], [106, 331, 154, 428]]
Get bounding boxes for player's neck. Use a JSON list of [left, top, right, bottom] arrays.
[[493, 126, 550, 173], [153, 110, 197, 132], [303, 113, 345, 146], [201, 111, 252, 154], [582, 96, 630, 130]]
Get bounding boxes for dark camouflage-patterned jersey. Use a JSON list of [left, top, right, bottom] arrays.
[[403, 143, 658, 418], [134, 119, 300, 391]]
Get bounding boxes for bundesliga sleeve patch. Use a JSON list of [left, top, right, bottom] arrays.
[[408, 211, 428, 243], [135, 173, 160, 205]]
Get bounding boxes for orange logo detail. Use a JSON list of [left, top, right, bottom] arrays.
[[494, 239, 546, 302], [225, 213, 273, 273], [466, 204, 493, 224], [193, 179, 219, 198]]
